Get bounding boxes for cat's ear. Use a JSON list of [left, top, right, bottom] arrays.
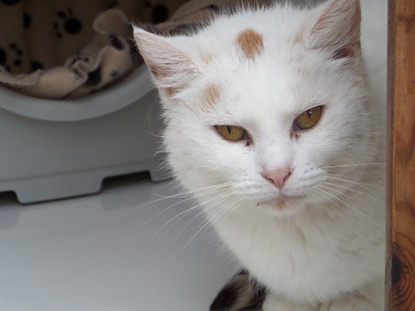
[[133, 26, 200, 97], [305, 0, 361, 59]]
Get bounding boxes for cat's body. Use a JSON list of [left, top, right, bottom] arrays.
[[134, 0, 387, 309]]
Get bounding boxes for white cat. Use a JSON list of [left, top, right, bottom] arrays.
[[133, 0, 387, 309]]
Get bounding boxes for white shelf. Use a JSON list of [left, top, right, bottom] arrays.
[[0, 178, 238, 311]]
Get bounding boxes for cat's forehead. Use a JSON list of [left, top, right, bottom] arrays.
[[188, 8, 338, 118], [198, 50, 333, 126], [194, 7, 307, 63], [193, 8, 315, 93], [197, 66, 304, 129]]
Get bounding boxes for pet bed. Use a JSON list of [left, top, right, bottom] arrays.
[[0, 0, 269, 203]]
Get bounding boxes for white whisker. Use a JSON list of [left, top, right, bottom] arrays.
[[325, 174, 384, 189], [181, 197, 242, 252], [321, 162, 385, 169], [312, 185, 345, 208], [145, 182, 233, 225], [174, 191, 237, 239], [151, 186, 234, 242], [320, 181, 384, 205]]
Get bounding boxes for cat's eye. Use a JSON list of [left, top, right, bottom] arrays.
[[216, 125, 247, 142], [293, 106, 323, 130]]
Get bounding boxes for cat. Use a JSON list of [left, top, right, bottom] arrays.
[[133, 0, 387, 309]]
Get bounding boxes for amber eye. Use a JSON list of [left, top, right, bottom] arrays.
[[216, 125, 247, 141], [294, 106, 323, 130]]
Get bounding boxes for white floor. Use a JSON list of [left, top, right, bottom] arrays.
[[0, 175, 238, 311]]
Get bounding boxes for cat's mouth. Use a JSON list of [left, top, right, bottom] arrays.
[[258, 194, 306, 210]]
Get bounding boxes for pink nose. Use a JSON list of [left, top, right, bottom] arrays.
[[263, 166, 292, 189]]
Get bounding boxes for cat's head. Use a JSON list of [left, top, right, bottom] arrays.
[[134, 0, 381, 218]]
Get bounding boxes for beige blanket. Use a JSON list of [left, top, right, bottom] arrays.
[[0, 0, 270, 99]]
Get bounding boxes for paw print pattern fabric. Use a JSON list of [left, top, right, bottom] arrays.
[[0, 0, 270, 99]]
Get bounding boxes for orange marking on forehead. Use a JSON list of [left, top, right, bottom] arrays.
[[204, 83, 220, 108], [236, 28, 264, 60]]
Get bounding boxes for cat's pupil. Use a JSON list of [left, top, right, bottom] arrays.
[[227, 125, 232, 134], [307, 110, 312, 119]]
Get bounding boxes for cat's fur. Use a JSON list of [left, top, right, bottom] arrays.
[[133, 0, 387, 309]]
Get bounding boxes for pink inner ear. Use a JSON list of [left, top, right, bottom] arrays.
[[332, 41, 361, 59], [134, 26, 200, 97]]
